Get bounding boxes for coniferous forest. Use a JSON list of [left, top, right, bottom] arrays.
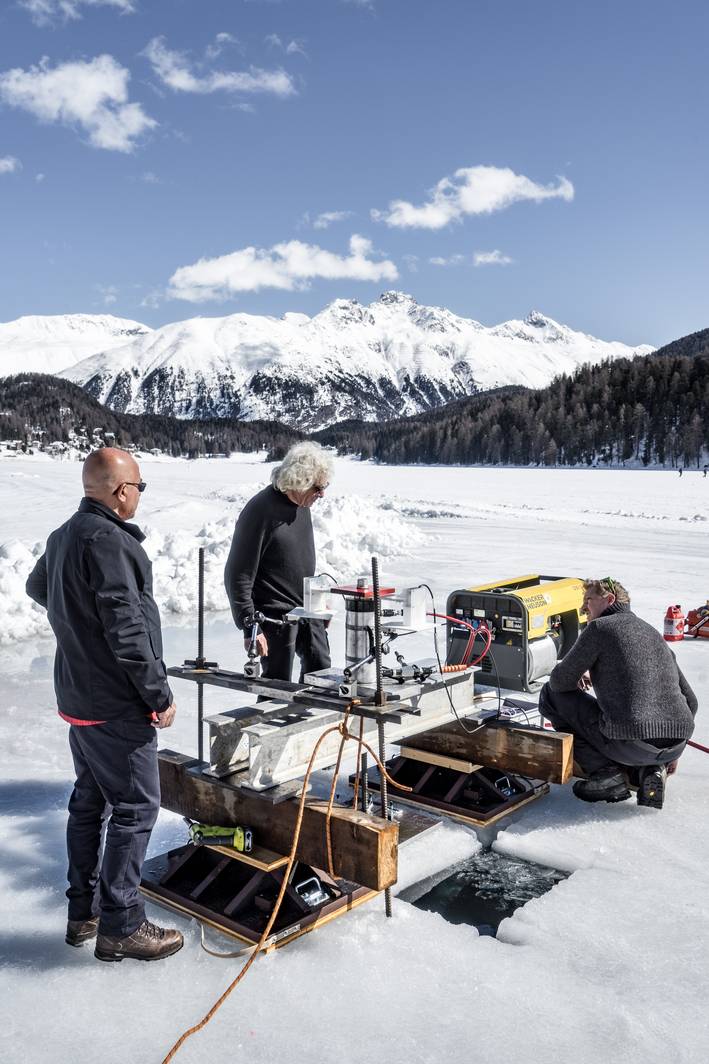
[[1, 326, 707, 468], [0, 375, 303, 459], [315, 343, 709, 468]]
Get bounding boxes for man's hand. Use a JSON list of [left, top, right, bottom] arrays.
[[153, 702, 177, 728], [577, 671, 593, 691], [244, 634, 269, 657]]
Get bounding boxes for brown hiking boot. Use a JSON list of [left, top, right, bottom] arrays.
[[66, 916, 99, 947], [94, 919, 184, 962]]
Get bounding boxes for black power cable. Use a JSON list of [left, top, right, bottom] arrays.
[[417, 583, 490, 736]]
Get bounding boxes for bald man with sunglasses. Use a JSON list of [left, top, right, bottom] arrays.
[[25, 448, 182, 963]]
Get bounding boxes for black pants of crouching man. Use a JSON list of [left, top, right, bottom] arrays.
[[539, 683, 686, 775], [261, 617, 331, 683], [66, 717, 160, 937]]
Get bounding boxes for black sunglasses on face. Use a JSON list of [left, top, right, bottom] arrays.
[[114, 481, 147, 495], [313, 483, 328, 493]]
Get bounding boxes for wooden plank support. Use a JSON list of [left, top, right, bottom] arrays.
[[397, 721, 573, 784], [158, 750, 398, 892]]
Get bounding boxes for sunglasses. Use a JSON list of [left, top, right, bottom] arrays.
[[600, 577, 617, 593], [313, 483, 329, 494], [114, 481, 147, 495]]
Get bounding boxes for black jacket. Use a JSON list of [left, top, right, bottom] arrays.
[[25, 498, 173, 722], [224, 485, 316, 629]]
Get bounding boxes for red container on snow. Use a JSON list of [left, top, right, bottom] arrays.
[[663, 604, 685, 642], [687, 604, 709, 639]]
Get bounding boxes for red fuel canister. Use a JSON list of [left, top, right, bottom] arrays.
[[663, 604, 685, 642]]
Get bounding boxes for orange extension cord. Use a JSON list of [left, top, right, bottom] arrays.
[[161, 711, 412, 1063]]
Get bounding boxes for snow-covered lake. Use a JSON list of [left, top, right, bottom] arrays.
[[1, 454, 708, 1064]]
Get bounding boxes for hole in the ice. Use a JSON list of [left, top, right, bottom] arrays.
[[410, 851, 568, 937]]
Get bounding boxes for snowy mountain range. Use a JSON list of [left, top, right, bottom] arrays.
[[0, 314, 151, 377], [0, 294, 653, 430]]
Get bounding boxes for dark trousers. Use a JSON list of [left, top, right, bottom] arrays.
[[262, 618, 331, 682], [539, 684, 686, 775], [66, 718, 160, 937]]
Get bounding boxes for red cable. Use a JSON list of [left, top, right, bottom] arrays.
[[468, 623, 492, 666], [688, 739, 709, 755], [427, 612, 491, 667], [427, 611, 474, 663]]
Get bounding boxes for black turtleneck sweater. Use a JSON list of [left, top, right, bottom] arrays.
[[549, 604, 698, 740], [224, 485, 316, 630]]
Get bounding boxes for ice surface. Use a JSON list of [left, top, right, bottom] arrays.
[[0, 457, 708, 1063]]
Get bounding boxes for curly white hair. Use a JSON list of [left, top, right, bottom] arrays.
[[271, 441, 334, 494]]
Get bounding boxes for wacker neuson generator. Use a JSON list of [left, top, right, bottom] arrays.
[[446, 574, 587, 691]]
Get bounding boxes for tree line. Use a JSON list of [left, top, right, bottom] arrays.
[[0, 374, 302, 459], [2, 326, 708, 468], [314, 350, 709, 468]]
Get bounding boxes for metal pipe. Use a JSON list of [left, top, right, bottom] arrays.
[[197, 684, 204, 764], [371, 556, 392, 918]]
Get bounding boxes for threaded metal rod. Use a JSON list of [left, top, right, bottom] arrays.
[[197, 546, 205, 664], [371, 556, 392, 917], [371, 556, 384, 708], [197, 546, 205, 763], [378, 716, 392, 917], [361, 752, 368, 813]]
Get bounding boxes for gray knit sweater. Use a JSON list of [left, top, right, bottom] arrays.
[[549, 611, 698, 740]]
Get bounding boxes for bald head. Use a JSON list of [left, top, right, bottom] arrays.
[[83, 448, 143, 519]]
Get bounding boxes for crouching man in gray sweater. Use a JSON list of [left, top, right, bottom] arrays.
[[540, 577, 698, 809]]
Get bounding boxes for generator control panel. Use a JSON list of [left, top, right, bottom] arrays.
[[446, 574, 586, 692]]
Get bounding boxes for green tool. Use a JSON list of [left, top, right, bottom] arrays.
[[185, 819, 253, 852]]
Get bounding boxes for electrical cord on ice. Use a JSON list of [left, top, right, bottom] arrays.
[[162, 712, 412, 1063], [417, 584, 489, 736]]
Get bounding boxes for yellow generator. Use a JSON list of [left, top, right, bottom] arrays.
[[446, 574, 586, 692]]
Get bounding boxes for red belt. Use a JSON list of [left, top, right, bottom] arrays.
[[58, 711, 106, 726]]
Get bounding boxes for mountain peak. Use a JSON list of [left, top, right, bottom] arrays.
[[1, 298, 653, 431], [524, 310, 557, 328], [378, 291, 417, 306]]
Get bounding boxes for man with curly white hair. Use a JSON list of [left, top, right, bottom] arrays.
[[224, 441, 334, 681]]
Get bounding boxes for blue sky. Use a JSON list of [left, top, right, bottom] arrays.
[[0, 0, 706, 346]]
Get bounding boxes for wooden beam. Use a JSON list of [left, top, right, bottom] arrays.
[[396, 721, 573, 784], [158, 751, 398, 892]]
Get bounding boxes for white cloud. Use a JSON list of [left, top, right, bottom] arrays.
[[402, 254, 419, 273], [474, 249, 513, 267], [372, 165, 574, 229], [35, 172, 45, 182], [95, 283, 119, 305], [20, 0, 135, 26], [429, 253, 465, 267], [167, 234, 398, 302], [205, 33, 242, 61], [140, 170, 161, 184], [144, 37, 296, 98], [140, 288, 162, 309], [265, 34, 308, 58], [312, 209, 352, 229], [0, 155, 21, 174], [0, 55, 156, 153]]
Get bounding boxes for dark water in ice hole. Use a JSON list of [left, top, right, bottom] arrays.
[[412, 851, 568, 936]]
